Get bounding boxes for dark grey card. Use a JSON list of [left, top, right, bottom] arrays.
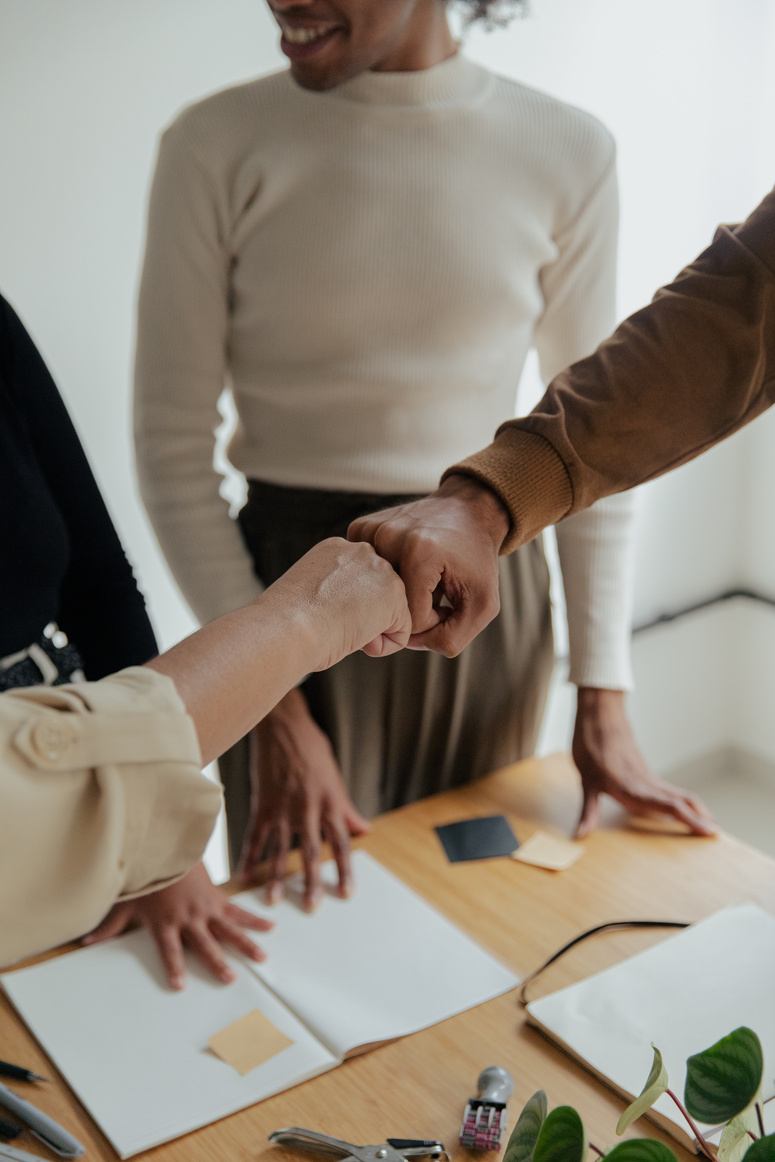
[[435, 815, 519, 863]]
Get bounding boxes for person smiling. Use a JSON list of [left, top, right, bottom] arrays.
[[133, 0, 666, 957]]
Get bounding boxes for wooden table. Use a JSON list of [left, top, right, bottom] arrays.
[[4, 753, 775, 1162]]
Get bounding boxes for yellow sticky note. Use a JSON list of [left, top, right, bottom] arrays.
[[208, 1009, 293, 1076], [511, 831, 584, 871]]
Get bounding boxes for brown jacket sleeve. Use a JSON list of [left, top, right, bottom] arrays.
[[445, 185, 775, 552], [0, 668, 221, 967]]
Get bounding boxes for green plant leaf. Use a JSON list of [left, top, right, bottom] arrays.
[[717, 1103, 758, 1162], [617, 1045, 670, 1135], [743, 1134, 775, 1160], [503, 1091, 548, 1162], [604, 1141, 678, 1161], [684, 1027, 764, 1123], [532, 1106, 586, 1162]]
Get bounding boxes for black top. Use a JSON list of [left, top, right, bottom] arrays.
[[0, 294, 158, 677]]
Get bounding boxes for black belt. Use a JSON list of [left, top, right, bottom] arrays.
[[0, 632, 85, 691]]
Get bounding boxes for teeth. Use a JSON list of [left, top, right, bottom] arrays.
[[283, 25, 329, 43]]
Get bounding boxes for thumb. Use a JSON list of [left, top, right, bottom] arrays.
[[574, 789, 600, 841], [342, 804, 371, 835], [82, 902, 133, 944], [361, 598, 413, 658], [362, 630, 407, 658]]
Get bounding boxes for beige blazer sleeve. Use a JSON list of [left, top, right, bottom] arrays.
[[0, 667, 221, 968]]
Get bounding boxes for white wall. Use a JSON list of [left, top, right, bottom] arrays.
[[741, 412, 775, 600], [2, 0, 774, 786], [0, 0, 285, 650], [462, 0, 775, 628]]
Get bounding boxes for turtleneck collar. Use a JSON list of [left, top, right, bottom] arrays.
[[298, 52, 492, 110]]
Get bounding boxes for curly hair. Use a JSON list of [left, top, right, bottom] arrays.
[[449, 0, 529, 27]]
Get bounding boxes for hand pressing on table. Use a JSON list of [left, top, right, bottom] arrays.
[[82, 861, 272, 990], [238, 687, 370, 911], [572, 687, 718, 839]]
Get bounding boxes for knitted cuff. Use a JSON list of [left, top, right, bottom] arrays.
[[442, 426, 574, 553]]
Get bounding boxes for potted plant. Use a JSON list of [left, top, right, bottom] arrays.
[[503, 1026, 774, 1160]]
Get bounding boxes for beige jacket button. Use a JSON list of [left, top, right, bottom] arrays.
[[32, 718, 77, 761]]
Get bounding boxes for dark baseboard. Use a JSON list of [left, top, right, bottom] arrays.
[[633, 588, 775, 636]]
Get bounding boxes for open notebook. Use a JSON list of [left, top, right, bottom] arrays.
[[526, 902, 775, 1152], [2, 852, 518, 1158]]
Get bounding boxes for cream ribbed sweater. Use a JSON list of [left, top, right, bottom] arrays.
[[134, 53, 635, 689]]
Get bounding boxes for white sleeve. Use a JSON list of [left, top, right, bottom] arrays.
[[134, 122, 264, 626], [532, 133, 636, 690]]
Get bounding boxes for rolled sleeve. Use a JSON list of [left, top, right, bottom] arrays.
[[0, 668, 221, 967]]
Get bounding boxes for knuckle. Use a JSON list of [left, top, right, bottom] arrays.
[[302, 836, 321, 862], [372, 524, 399, 560], [333, 825, 351, 853], [404, 531, 437, 566], [481, 587, 500, 621]]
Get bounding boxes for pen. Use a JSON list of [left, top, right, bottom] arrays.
[[0, 1066, 46, 1086], [0, 1085, 83, 1159], [0, 1143, 52, 1162]]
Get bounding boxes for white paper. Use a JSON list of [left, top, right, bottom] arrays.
[[234, 851, 519, 1059], [1, 930, 337, 1158], [527, 903, 775, 1142], [2, 852, 517, 1157]]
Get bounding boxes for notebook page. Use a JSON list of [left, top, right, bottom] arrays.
[[234, 851, 519, 1059], [2, 928, 338, 1159], [527, 903, 775, 1145]]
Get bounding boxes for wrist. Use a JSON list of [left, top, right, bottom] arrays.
[[251, 585, 325, 682], [435, 473, 510, 551], [259, 684, 310, 729], [576, 686, 625, 719]]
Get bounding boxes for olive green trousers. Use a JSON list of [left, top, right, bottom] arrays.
[[218, 480, 555, 868]]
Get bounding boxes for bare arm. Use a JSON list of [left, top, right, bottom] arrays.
[[83, 538, 410, 986], [146, 538, 411, 765], [3, 539, 409, 969]]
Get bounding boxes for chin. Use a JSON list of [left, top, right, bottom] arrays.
[[290, 65, 343, 91], [289, 53, 371, 92]]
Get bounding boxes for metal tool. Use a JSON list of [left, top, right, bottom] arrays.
[[0, 1145, 52, 1162], [0, 1065, 47, 1086], [269, 1127, 450, 1162], [0, 1084, 83, 1159], [459, 1067, 514, 1151]]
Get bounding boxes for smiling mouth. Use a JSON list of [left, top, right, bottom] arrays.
[[282, 24, 331, 44], [276, 18, 344, 60]]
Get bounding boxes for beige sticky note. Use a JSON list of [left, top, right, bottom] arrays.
[[207, 1009, 293, 1076], [511, 831, 584, 871]]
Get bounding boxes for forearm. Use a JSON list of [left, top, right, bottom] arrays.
[[258, 684, 310, 729], [148, 533, 413, 759], [448, 186, 775, 551], [146, 588, 319, 765]]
